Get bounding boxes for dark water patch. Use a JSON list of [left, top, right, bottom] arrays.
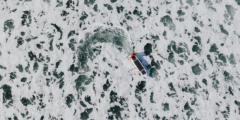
[[80, 108, 93, 120], [103, 79, 111, 91], [135, 81, 146, 102], [146, 35, 160, 41], [66, 0, 75, 10], [93, 4, 98, 12], [28, 51, 37, 61], [168, 82, 176, 92], [58, 78, 64, 89], [167, 93, 177, 97], [236, 0, 240, 5], [219, 25, 229, 36], [209, 43, 218, 52], [202, 79, 207, 86], [150, 92, 155, 103], [207, 55, 213, 65], [55, 60, 62, 68], [228, 53, 236, 65], [223, 71, 234, 82], [10, 72, 17, 80], [153, 114, 161, 120], [125, 13, 133, 21], [151, 59, 161, 70], [166, 10, 171, 15], [212, 79, 220, 90], [21, 77, 27, 82], [104, 71, 110, 78], [178, 18, 184, 22], [119, 97, 128, 108], [25, 62, 30, 73], [194, 36, 201, 45], [46, 78, 51, 86], [136, 0, 141, 3], [221, 105, 230, 119], [147, 7, 152, 16], [2, 84, 12, 103], [49, 39, 53, 51], [108, 105, 123, 120], [75, 75, 91, 91], [218, 53, 227, 64], [33, 62, 38, 73], [110, 91, 118, 103], [21, 97, 31, 106], [226, 5, 236, 20], [144, 43, 152, 55], [84, 77, 92, 85], [51, 24, 62, 40], [104, 4, 113, 10], [195, 27, 201, 32], [184, 102, 194, 118], [110, 0, 117, 3], [133, 7, 142, 16], [21, 11, 31, 27], [192, 63, 201, 75], [178, 60, 184, 65], [85, 95, 92, 105], [182, 87, 197, 95], [235, 100, 240, 115], [160, 15, 176, 30], [25, 36, 38, 42], [169, 41, 188, 55], [149, 68, 158, 78], [80, 101, 87, 107], [186, 0, 194, 5], [84, 0, 95, 6], [17, 37, 24, 47], [0, 75, 2, 81], [43, 64, 48, 76], [36, 44, 42, 49], [4, 19, 15, 36], [195, 81, 201, 89], [66, 94, 74, 108], [168, 52, 175, 64], [163, 31, 167, 36], [61, 10, 69, 17], [77, 27, 131, 72], [80, 11, 88, 21], [210, 72, 220, 90], [228, 86, 234, 96], [53, 70, 64, 79], [170, 115, 178, 120], [101, 92, 105, 98], [134, 104, 147, 119], [116, 5, 124, 14], [191, 96, 197, 106], [68, 64, 75, 74], [163, 103, 170, 111], [192, 44, 201, 54], [21, 32, 25, 36], [177, 10, 185, 16], [0, 64, 6, 70], [67, 30, 75, 38], [204, 0, 216, 12]]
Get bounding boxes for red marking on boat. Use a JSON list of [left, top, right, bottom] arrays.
[[129, 53, 136, 59]]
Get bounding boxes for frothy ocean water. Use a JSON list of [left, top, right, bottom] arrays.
[[1, 0, 240, 120]]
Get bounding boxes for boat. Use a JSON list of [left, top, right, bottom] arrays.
[[129, 53, 147, 76]]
